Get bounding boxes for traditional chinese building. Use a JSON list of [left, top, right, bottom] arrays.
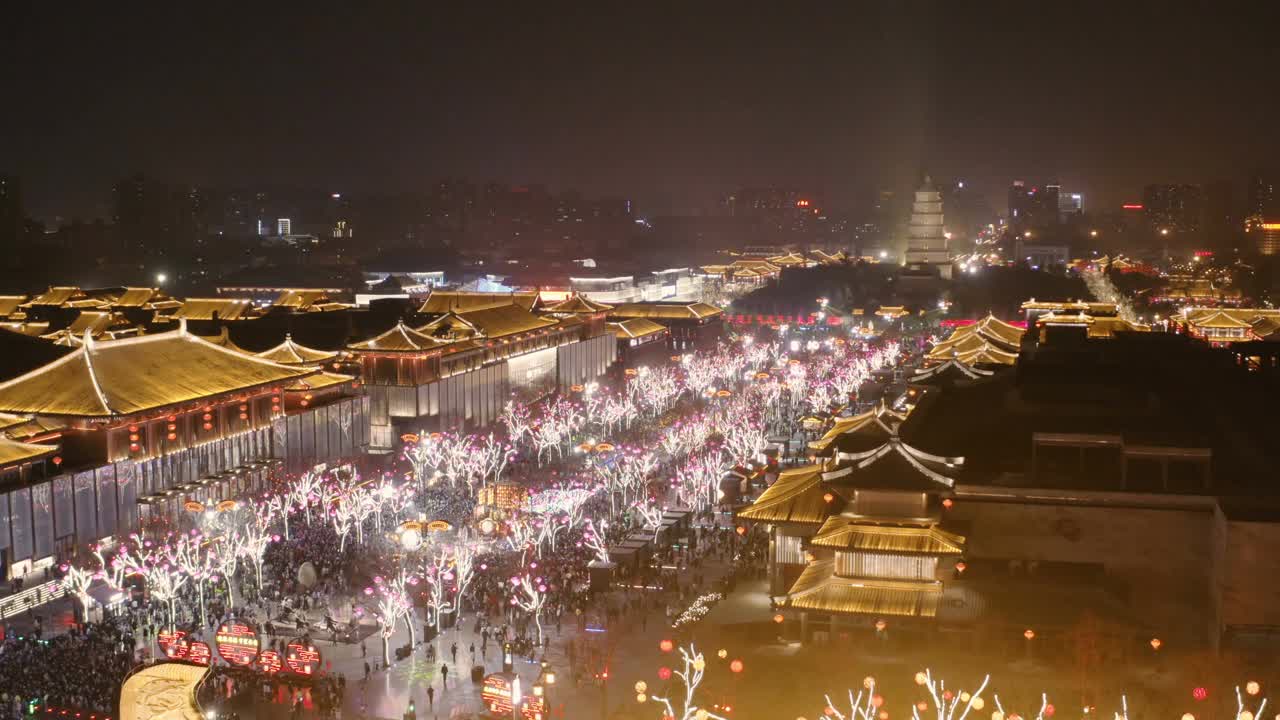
[[740, 404, 966, 640], [350, 293, 616, 447], [606, 302, 724, 351], [925, 315, 1024, 368], [0, 323, 367, 580]]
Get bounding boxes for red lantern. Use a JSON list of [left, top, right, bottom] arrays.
[[657, 666, 672, 680], [942, 498, 954, 509], [658, 639, 674, 653], [773, 613, 784, 624], [167, 433, 177, 441], [128, 425, 138, 433], [129, 434, 139, 442], [729, 659, 744, 673], [1044, 705, 1055, 717], [735, 526, 747, 536], [167, 423, 176, 431], [239, 413, 248, 420], [202, 413, 212, 421], [203, 422, 213, 431], [1192, 688, 1208, 702], [129, 443, 139, 452], [955, 561, 967, 574], [52, 456, 62, 466], [239, 404, 247, 411]]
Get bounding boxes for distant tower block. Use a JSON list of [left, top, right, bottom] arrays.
[[904, 176, 953, 280]]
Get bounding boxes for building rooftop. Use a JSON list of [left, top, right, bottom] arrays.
[[0, 323, 313, 418]]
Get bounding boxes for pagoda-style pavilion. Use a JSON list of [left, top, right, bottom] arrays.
[[738, 404, 965, 640]]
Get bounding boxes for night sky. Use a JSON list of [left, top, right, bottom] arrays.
[[4, 2, 1278, 220]]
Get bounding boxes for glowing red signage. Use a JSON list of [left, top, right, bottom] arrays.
[[285, 640, 322, 676], [483, 673, 515, 715], [1122, 203, 1144, 210], [158, 629, 187, 658], [187, 641, 212, 666], [215, 621, 261, 666], [523, 693, 548, 720], [258, 649, 283, 674]]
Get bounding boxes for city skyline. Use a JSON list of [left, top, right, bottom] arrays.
[[5, 3, 1279, 221]]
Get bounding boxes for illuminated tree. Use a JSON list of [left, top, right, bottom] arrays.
[[422, 544, 477, 632], [651, 644, 726, 720], [511, 572, 548, 645]]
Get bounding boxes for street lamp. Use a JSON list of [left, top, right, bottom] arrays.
[[156, 272, 168, 285]]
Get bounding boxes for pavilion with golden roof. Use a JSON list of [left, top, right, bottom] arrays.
[[738, 404, 965, 639], [925, 315, 1025, 368]]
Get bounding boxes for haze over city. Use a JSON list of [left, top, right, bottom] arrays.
[[1, 4, 1280, 720]]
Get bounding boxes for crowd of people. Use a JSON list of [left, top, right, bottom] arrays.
[[0, 618, 136, 716]]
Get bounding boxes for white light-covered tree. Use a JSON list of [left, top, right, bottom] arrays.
[[172, 533, 217, 627], [582, 519, 612, 565], [289, 467, 328, 526], [510, 572, 548, 645], [368, 573, 412, 666], [651, 645, 726, 720], [633, 501, 666, 543], [422, 544, 477, 632], [500, 400, 533, 449], [913, 669, 991, 720]]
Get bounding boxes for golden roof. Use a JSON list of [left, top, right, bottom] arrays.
[[0, 435, 57, 468], [736, 465, 829, 525], [808, 404, 906, 453], [273, 289, 335, 310], [608, 318, 668, 339], [767, 252, 810, 266], [256, 334, 338, 365], [608, 302, 723, 320], [285, 371, 355, 391], [0, 296, 27, 318], [0, 324, 313, 418], [420, 304, 559, 340], [810, 517, 965, 554], [348, 320, 449, 353], [1186, 310, 1254, 329], [23, 286, 88, 307], [419, 291, 539, 314], [876, 306, 910, 318], [809, 410, 876, 451], [543, 295, 613, 314], [0, 414, 66, 440], [197, 327, 251, 354], [954, 346, 1019, 366], [110, 287, 178, 309], [0, 321, 51, 337], [786, 560, 942, 617], [910, 359, 994, 382], [1021, 300, 1118, 314], [174, 298, 257, 321]]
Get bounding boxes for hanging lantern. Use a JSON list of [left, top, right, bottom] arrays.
[[167, 423, 177, 431], [203, 422, 213, 431], [167, 432, 177, 441], [942, 498, 954, 509], [129, 443, 140, 452], [239, 404, 247, 411], [729, 659, 744, 673], [52, 456, 62, 466], [955, 561, 967, 574], [129, 433, 139, 442], [239, 412, 248, 420], [202, 413, 212, 421], [129, 425, 138, 433]]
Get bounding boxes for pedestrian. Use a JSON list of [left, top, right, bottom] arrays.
[[363, 661, 370, 680], [450, 642, 457, 664], [427, 685, 435, 708], [440, 663, 448, 689]]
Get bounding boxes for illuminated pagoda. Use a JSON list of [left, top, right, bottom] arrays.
[[739, 404, 965, 640], [903, 176, 953, 280]]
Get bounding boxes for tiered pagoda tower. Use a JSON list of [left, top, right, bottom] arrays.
[[737, 404, 966, 641], [904, 176, 953, 280]]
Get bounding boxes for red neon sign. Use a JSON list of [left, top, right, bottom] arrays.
[[285, 641, 322, 676], [215, 621, 261, 666], [1122, 204, 1144, 210], [186, 641, 212, 666], [258, 649, 283, 674]]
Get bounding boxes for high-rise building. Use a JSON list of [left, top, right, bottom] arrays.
[[113, 173, 180, 258], [904, 176, 951, 279], [277, 218, 292, 236], [1247, 173, 1276, 220], [1142, 184, 1204, 234], [1058, 191, 1083, 222], [1007, 181, 1060, 230]]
